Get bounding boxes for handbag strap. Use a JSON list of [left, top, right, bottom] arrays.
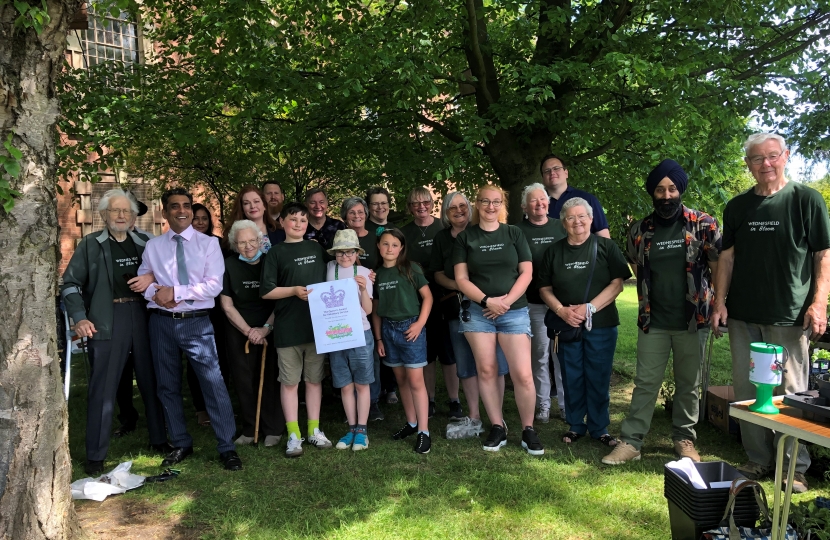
[[719, 478, 771, 539], [581, 236, 598, 304]]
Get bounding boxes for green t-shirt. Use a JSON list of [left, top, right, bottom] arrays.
[[109, 236, 142, 299], [648, 220, 688, 331], [723, 181, 830, 326], [428, 227, 459, 279], [259, 240, 326, 348], [516, 218, 567, 305], [357, 228, 379, 270], [222, 257, 275, 327], [375, 264, 429, 321], [451, 223, 533, 310], [401, 218, 444, 271], [539, 235, 632, 328]]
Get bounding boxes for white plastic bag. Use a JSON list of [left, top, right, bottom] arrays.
[[71, 461, 145, 501]]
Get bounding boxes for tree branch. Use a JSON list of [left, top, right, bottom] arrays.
[[571, 139, 615, 163], [415, 113, 465, 145], [465, 0, 495, 105]]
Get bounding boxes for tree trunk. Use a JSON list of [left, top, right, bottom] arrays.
[[487, 129, 553, 223], [0, 1, 85, 539]]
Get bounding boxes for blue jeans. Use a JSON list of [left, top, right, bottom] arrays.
[[449, 319, 509, 379], [381, 316, 428, 369], [558, 326, 618, 438]]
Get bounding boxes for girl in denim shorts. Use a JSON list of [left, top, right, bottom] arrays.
[[325, 229, 375, 451], [371, 229, 434, 454]]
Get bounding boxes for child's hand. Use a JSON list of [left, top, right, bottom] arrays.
[[368, 271, 376, 284], [376, 338, 386, 357], [295, 286, 311, 301], [355, 275, 367, 291], [404, 322, 424, 342]]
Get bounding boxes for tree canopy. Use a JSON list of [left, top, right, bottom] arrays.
[[59, 0, 830, 231]]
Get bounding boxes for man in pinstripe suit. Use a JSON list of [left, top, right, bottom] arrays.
[[138, 188, 242, 471]]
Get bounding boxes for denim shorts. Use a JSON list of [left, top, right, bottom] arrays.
[[459, 302, 532, 337], [329, 330, 375, 388], [381, 316, 427, 369], [449, 319, 509, 379]]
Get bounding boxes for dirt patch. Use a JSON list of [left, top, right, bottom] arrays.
[[75, 497, 202, 540]]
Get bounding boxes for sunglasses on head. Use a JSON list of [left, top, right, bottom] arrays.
[[460, 296, 471, 322]]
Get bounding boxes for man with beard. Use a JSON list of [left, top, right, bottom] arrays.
[[61, 189, 169, 475], [603, 160, 721, 465], [263, 181, 285, 227], [712, 133, 830, 493]]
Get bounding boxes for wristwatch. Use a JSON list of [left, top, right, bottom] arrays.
[[480, 296, 489, 308], [587, 303, 597, 314], [263, 323, 274, 332]]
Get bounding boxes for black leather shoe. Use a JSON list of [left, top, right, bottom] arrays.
[[113, 424, 136, 438], [161, 446, 193, 467], [84, 460, 104, 476], [149, 442, 175, 455], [219, 450, 243, 471]]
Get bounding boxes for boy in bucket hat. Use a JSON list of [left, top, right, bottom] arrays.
[[325, 229, 376, 451]]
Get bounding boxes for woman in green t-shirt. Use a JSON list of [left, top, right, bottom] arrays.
[[453, 185, 544, 456], [538, 197, 631, 447], [219, 220, 283, 447]]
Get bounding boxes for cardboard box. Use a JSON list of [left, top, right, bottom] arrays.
[[707, 386, 740, 435]]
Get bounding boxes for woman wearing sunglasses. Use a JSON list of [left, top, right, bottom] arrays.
[[452, 185, 544, 455], [430, 191, 509, 440]]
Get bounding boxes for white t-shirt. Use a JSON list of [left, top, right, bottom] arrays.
[[325, 261, 373, 331]]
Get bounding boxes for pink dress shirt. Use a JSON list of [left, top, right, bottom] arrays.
[[138, 226, 225, 311]]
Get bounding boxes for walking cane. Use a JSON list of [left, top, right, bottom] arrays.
[[700, 330, 715, 416], [245, 338, 268, 444]]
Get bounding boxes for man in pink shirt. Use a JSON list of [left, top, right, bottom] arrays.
[[138, 188, 242, 471]]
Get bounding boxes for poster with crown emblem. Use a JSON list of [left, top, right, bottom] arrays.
[[307, 278, 367, 354]]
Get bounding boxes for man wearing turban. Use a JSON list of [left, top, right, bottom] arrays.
[[603, 159, 722, 465]]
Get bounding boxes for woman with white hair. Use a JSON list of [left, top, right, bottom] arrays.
[[430, 191, 509, 439], [220, 220, 284, 447], [539, 197, 631, 446], [516, 183, 567, 423]]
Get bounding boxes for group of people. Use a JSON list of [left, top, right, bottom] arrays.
[[63, 132, 830, 495]]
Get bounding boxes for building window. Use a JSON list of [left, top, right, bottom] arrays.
[[82, 3, 138, 67]]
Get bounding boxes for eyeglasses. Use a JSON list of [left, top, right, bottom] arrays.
[[410, 200, 433, 208], [335, 250, 358, 257], [542, 166, 565, 175], [748, 153, 783, 166], [477, 199, 503, 208], [107, 208, 133, 216], [564, 214, 590, 223], [448, 204, 468, 213], [236, 240, 260, 248], [460, 297, 471, 322], [369, 202, 389, 208]]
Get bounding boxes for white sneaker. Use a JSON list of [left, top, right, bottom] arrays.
[[446, 417, 484, 439], [234, 434, 255, 445], [264, 435, 281, 447], [285, 433, 304, 458], [535, 407, 550, 424], [308, 428, 333, 449]]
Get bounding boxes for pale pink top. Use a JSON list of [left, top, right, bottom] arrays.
[[326, 261, 372, 331]]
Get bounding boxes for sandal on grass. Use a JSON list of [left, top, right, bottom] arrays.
[[562, 431, 582, 444], [596, 434, 618, 447]]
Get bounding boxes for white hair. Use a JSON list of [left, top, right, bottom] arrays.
[[98, 189, 138, 214], [520, 183, 547, 209], [228, 219, 263, 253], [440, 191, 472, 228], [744, 133, 788, 155], [559, 197, 593, 221]]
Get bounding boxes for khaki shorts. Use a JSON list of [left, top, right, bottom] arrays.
[[277, 342, 326, 385]]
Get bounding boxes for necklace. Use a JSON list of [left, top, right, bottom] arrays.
[[418, 225, 429, 237]]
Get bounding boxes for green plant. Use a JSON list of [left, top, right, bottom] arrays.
[[10, 0, 51, 34], [789, 500, 830, 540], [0, 132, 23, 212]]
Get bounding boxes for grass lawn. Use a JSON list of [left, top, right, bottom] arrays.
[[67, 284, 829, 539]]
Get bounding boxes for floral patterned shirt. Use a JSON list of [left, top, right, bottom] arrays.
[[304, 216, 346, 251], [627, 206, 722, 333]]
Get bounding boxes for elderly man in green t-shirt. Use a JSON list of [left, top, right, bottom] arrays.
[[712, 132, 830, 494]]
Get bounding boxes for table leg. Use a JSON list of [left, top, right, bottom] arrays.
[[778, 438, 798, 540], [771, 434, 787, 540]]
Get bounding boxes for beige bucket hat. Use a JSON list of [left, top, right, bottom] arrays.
[[327, 228, 366, 256]]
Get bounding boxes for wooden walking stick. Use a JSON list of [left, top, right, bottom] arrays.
[[245, 338, 268, 444]]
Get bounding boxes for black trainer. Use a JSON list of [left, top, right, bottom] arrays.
[[447, 400, 463, 419], [483, 423, 507, 452], [369, 402, 385, 421], [414, 432, 431, 454], [392, 422, 418, 440], [428, 400, 436, 418], [521, 426, 545, 456]]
